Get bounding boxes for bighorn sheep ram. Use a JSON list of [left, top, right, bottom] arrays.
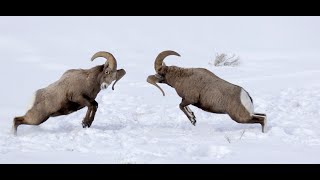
[[13, 51, 126, 135], [147, 50, 267, 132]]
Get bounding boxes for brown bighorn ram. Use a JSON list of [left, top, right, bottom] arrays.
[[13, 51, 126, 135], [147, 50, 266, 132]]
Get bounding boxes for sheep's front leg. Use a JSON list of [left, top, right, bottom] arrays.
[[179, 99, 197, 126], [186, 106, 196, 118], [72, 95, 96, 128], [83, 106, 92, 127], [86, 100, 98, 128]]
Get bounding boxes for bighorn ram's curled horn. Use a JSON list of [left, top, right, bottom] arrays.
[[148, 50, 181, 96], [147, 75, 165, 96], [154, 50, 180, 73], [91, 51, 117, 71], [112, 69, 126, 91]]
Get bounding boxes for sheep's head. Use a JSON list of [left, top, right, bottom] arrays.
[[146, 50, 180, 96], [91, 51, 126, 90]]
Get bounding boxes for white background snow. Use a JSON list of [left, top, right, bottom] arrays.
[[1, 16, 320, 163]]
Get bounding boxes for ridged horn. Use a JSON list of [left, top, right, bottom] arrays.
[[91, 51, 117, 71], [154, 50, 180, 73], [147, 75, 165, 96]]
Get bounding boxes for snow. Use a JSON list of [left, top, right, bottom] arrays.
[[1, 16, 320, 163]]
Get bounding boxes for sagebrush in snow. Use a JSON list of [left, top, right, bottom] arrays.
[[210, 53, 240, 67]]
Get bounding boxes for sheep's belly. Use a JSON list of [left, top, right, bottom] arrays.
[[51, 102, 84, 117]]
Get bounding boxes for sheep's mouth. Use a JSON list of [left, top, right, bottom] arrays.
[[100, 83, 110, 90], [155, 73, 163, 79], [155, 74, 165, 83]]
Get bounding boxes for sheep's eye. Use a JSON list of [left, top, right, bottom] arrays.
[[106, 71, 110, 75]]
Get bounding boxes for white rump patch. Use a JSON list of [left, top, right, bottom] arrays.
[[26, 92, 36, 111], [100, 82, 110, 90], [240, 89, 254, 115]]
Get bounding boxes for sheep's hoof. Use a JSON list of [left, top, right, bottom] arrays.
[[12, 126, 17, 136], [261, 117, 267, 133], [191, 120, 196, 126], [82, 121, 91, 128]]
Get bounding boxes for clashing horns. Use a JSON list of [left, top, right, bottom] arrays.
[[13, 50, 266, 135]]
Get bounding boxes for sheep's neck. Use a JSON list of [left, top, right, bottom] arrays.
[[165, 66, 191, 88], [87, 65, 105, 96]]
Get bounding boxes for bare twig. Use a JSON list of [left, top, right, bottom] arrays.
[[225, 135, 231, 143], [239, 130, 246, 140]]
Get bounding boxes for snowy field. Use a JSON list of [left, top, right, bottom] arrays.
[[1, 16, 320, 163]]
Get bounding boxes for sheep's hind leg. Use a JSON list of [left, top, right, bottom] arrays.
[[13, 116, 24, 136], [13, 113, 49, 136], [179, 99, 197, 126], [244, 114, 267, 133], [251, 114, 267, 133]]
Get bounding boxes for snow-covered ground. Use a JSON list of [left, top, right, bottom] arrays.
[[1, 16, 320, 163]]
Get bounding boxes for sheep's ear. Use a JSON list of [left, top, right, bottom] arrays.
[[112, 69, 126, 90]]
